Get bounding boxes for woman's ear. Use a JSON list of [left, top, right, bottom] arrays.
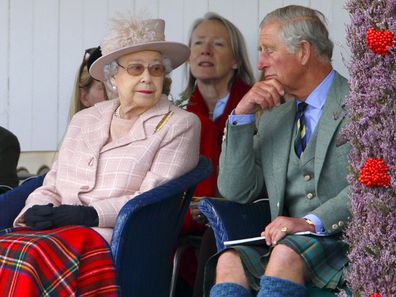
[[299, 40, 311, 65], [232, 58, 238, 69], [79, 89, 91, 108], [110, 76, 116, 86]]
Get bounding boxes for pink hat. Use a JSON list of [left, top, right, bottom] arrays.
[[90, 17, 190, 81]]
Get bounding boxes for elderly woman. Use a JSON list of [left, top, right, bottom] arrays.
[[0, 16, 199, 296]]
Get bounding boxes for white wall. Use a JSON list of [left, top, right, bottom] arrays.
[[0, 0, 350, 151]]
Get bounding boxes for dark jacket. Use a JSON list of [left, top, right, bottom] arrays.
[[0, 126, 20, 189]]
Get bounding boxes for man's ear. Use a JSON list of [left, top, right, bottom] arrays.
[[299, 40, 311, 65]]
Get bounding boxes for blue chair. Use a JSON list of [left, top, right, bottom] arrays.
[[199, 198, 350, 297], [0, 156, 212, 297]]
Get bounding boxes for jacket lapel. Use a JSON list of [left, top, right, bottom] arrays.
[[270, 100, 295, 212], [101, 95, 171, 151], [81, 99, 118, 157], [314, 73, 348, 188]]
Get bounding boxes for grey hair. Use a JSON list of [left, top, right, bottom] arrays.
[[260, 5, 333, 62], [180, 12, 254, 100], [103, 54, 173, 92]]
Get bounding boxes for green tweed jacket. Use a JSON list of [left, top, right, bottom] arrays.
[[218, 72, 350, 235]]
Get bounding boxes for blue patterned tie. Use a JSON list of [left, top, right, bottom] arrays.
[[294, 102, 308, 158]]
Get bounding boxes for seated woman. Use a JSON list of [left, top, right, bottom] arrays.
[[177, 12, 254, 297], [0, 15, 200, 296]]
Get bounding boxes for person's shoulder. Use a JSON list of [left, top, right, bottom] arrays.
[[169, 103, 200, 125], [71, 99, 118, 121], [0, 126, 19, 143]]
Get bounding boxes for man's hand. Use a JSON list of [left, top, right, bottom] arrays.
[[235, 79, 285, 115], [190, 199, 208, 225], [261, 216, 315, 246]]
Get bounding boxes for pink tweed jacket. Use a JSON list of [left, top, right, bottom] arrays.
[[15, 95, 200, 242]]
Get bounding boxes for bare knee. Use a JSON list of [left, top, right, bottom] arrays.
[[265, 244, 306, 285], [215, 250, 249, 288]]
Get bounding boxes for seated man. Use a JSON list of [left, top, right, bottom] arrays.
[[0, 126, 20, 190], [207, 5, 350, 297]]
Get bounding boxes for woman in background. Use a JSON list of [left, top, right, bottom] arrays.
[[69, 46, 113, 119], [178, 12, 255, 297]]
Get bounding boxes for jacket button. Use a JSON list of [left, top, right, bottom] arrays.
[[276, 202, 280, 208], [332, 224, 338, 230], [304, 175, 311, 182], [338, 221, 344, 227], [306, 193, 314, 199]]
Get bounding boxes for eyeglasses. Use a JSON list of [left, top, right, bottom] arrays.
[[116, 62, 165, 77]]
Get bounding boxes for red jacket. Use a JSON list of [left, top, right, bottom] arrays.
[[181, 79, 251, 234]]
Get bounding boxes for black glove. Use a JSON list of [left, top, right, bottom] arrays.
[[24, 204, 99, 230], [24, 203, 55, 230], [51, 205, 99, 228]]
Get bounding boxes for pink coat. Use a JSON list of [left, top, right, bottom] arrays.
[[15, 96, 201, 242]]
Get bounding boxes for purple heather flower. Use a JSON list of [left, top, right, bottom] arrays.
[[341, 0, 395, 296]]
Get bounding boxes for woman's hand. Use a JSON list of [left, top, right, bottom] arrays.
[[189, 198, 208, 225], [24, 204, 99, 230], [261, 216, 315, 246]]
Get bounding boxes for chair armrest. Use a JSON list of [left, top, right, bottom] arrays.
[[109, 156, 212, 296], [198, 198, 271, 251], [0, 175, 45, 229]]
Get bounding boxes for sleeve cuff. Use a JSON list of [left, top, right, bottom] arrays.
[[228, 110, 256, 126], [304, 214, 325, 233]]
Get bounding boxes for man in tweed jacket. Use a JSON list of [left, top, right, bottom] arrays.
[[208, 5, 350, 297]]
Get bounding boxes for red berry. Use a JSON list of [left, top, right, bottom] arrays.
[[366, 27, 396, 56], [358, 158, 391, 187]]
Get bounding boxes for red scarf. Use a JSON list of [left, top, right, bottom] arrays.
[[187, 78, 251, 147], [181, 79, 251, 233]]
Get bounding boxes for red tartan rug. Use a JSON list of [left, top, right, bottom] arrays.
[[0, 226, 120, 296]]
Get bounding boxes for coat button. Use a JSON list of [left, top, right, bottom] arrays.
[[276, 202, 280, 208], [332, 224, 338, 230], [338, 221, 344, 227], [306, 193, 314, 199], [304, 175, 311, 182]]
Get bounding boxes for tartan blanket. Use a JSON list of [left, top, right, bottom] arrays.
[[0, 226, 120, 296]]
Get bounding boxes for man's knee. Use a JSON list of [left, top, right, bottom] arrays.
[[265, 244, 306, 284], [269, 244, 303, 267], [215, 250, 248, 287], [216, 250, 243, 277]]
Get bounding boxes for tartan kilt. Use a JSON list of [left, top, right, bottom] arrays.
[[0, 226, 120, 297], [204, 234, 347, 295]]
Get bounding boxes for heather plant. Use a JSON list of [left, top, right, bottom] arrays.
[[340, 0, 396, 296]]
